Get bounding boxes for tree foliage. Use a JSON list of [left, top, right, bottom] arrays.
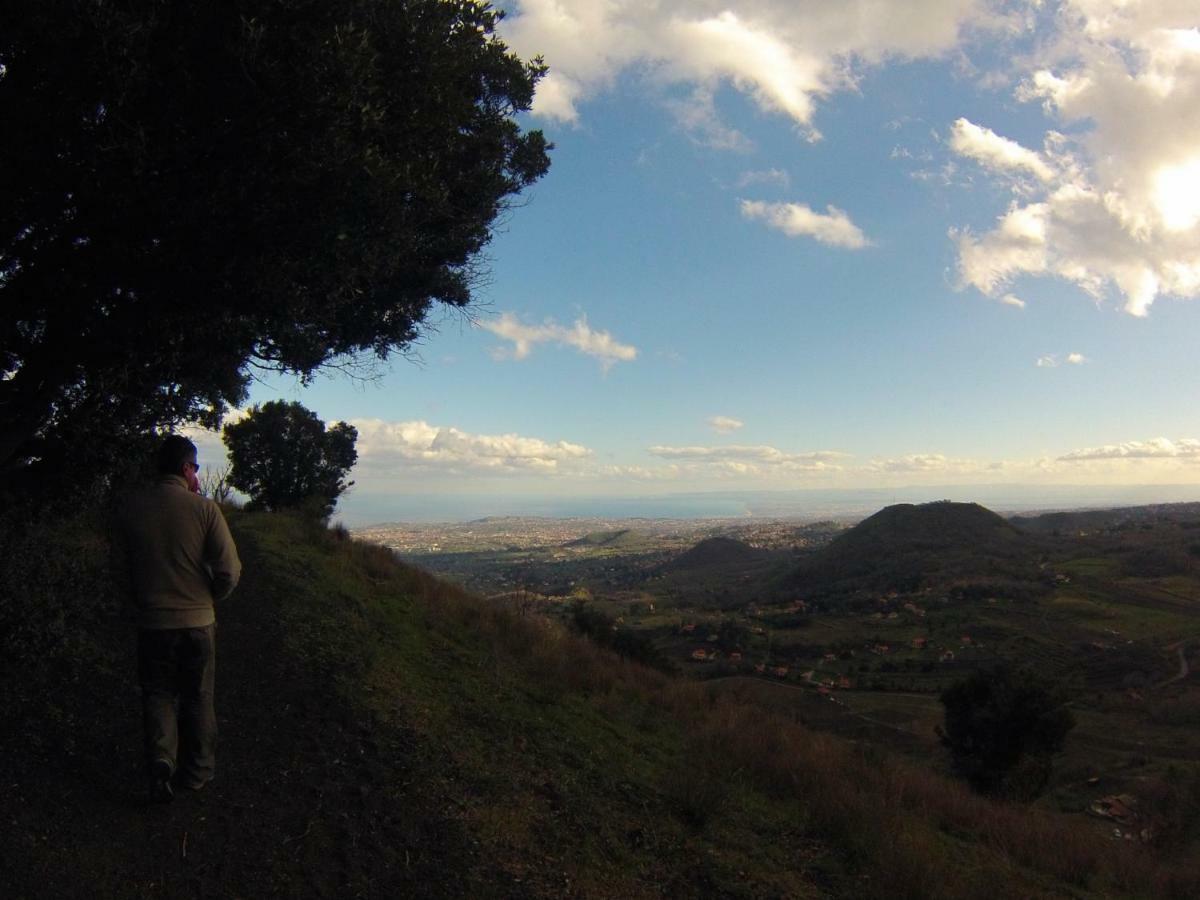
[[0, 1, 550, 492], [939, 665, 1075, 799], [570, 603, 674, 673], [223, 401, 357, 517]]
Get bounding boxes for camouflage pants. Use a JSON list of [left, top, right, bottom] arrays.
[[137, 624, 216, 785]]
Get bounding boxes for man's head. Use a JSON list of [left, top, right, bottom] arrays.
[[156, 434, 199, 478]]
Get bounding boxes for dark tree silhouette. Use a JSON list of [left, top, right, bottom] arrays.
[[939, 665, 1075, 799], [223, 401, 357, 517], [0, 1, 550, 491]]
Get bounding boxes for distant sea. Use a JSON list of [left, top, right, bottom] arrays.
[[337, 484, 1200, 528]]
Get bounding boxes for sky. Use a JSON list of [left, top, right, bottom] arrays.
[[190, 0, 1200, 523]]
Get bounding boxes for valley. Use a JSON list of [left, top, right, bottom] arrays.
[[359, 501, 1200, 840]]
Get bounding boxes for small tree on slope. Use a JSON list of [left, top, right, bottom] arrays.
[[223, 401, 357, 518], [939, 664, 1075, 800]]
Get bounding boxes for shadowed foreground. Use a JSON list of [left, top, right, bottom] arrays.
[[2, 510, 1197, 898]]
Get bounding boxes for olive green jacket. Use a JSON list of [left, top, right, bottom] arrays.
[[119, 475, 241, 629]]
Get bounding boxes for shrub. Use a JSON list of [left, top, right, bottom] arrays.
[[939, 665, 1075, 799], [570, 602, 674, 673]]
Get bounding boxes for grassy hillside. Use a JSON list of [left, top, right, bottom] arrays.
[[2, 509, 1198, 898]]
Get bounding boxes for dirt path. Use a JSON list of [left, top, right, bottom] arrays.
[[1158, 640, 1190, 687]]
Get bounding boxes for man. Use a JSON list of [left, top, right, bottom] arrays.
[[119, 435, 241, 802]]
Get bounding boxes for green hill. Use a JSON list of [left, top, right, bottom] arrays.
[[665, 536, 763, 571], [791, 501, 1039, 600], [565, 528, 648, 550], [2, 508, 1196, 898]]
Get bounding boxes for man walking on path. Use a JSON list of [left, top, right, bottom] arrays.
[[119, 435, 241, 802]]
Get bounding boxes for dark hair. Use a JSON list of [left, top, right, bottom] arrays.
[[156, 434, 198, 475]]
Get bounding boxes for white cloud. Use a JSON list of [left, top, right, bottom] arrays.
[[735, 168, 791, 190], [949, 117, 1055, 183], [351, 418, 592, 474], [1000, 293, 1027, 308], [867, 453, 999, 475], [708, 415, 744, 434], [501, 1, 991, 139], [952, 203, 1049, 297], [952, 4, 1200, 316], [180, 407, 250, 468], [648, 443, 846, 476], [1035, 351, 1086, 367], [740, 199, 869, 248], [481, 312, 638, 371], [665, 85, 755, 151], [1059, 437, 1200, 461]]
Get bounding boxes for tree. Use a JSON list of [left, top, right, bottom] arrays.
[[0, 1, 550, 492], [223, 401, 357, 517], [939, 665, 1075, 799], [716, 618, 748, 653]]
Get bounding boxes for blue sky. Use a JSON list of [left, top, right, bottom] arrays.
[[193, 1, 1200, 522]]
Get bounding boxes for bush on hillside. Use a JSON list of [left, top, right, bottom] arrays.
[[0, 504, 124, 758], [1122, 546, 1192, 577], [570, 603, 674, 673], [939, 665, 1075, 800]]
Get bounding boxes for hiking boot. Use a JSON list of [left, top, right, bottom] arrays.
[[149, 758, 174, 803], [180, 775, 212, 792]]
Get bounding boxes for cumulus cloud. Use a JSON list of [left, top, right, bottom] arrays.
[[481, 313, 638, 371], [952, 203, 1049, 297], [1000, 293, 1027, 308], [1066, 352, 1087, 364], [1058, 437, 1200, 461], [949, 117, 1055, 183], [501, 0, 990, 139], [866, 453, 1005, 475], [351, 418, 592, 474], [648, 443, 845, 476], [708, 415, 744, 434], [952, 4, 1200, 316], [740, 199, 869, 248], [180, 407, 250, 466]]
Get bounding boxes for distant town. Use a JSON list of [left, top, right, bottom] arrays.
[[356, 515, 844, 554], [354, 515, 848, 596]]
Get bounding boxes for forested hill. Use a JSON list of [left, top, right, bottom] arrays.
[[790, 501, 1039, 600], [1, 510, 1193, 898], [665, 536, 764, 571]]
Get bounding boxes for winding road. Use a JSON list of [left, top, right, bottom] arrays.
[[1159, 640, 1190, 686]]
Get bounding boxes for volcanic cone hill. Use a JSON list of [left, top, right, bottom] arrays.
[[664, 535, 764, 571], [789, 501, 1042, 601], [564, 528, 647, 550]]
